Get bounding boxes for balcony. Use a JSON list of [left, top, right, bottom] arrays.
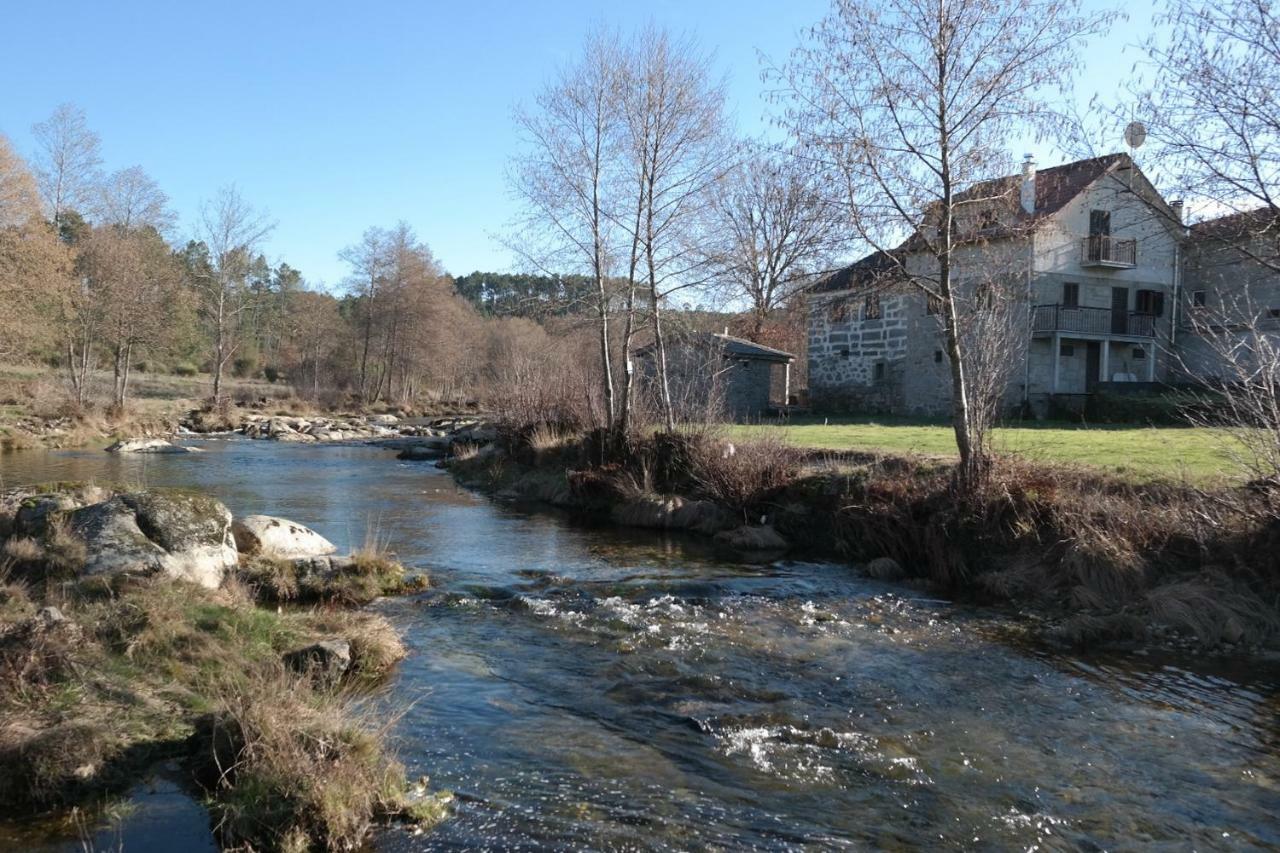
[[1032, 304, 1156, 337], [1080, 235, 1137, 268]]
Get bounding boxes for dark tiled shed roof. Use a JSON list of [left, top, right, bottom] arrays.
[[712, 333, 794, 362]]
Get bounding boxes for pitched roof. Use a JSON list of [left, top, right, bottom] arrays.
[[1189, 207, 1280, 242], [636, 331, 794, 363], [813, 153, 1144, 294], [956, 152, 1130, 222], [712, 333, 794, 362]]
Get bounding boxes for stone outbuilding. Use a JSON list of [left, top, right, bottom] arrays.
[[639, 331, 795, 422]]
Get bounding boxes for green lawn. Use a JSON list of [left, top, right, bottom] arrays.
[[728, 416, 1244, 483]]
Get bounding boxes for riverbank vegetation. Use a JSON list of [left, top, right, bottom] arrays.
[[451, 426, 1280, 653], [0, 486, 442, 849]]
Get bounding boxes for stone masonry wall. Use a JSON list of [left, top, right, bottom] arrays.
[[808, 292, 911, 412]]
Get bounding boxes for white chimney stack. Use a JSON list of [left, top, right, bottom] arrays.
[[1020, 154, 1037, 215], [1170, 199, 1184, 223]]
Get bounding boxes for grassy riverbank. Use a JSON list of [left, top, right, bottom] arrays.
[[0, 484, 445, 850], [727, 416, 1240, 483], [450, 429, 1280, 653]]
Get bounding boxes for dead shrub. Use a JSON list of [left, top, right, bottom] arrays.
[[451, 441, 480, 462], [689, 437, 803, 517]]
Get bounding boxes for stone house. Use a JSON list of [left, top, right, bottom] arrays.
[[1176, 209, 1280, 381], [638, 331, 794, 422], [807, 153, 1186, 416]]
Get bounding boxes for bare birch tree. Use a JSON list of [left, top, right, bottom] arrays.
[[773, 0, 1113, 485], [31, 103, 103, 227], [195, 185, 274, 404], [1136, 0, 1280, 262], [340, 227, 390, 404], [95, 165, 177, 233], [510, 26, 625, 427], [80, 224, 185, 410], [707, 145, 844, 336], [622, 26, 729, 432]]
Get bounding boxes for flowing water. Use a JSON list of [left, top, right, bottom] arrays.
[[3, 440, 1279, 851]]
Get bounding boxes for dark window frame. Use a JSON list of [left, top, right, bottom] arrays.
[[1136, 289, 1165, 316], [1062, 282, 1079, 308]]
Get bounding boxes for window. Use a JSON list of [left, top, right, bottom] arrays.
[[829, 300, 849, 323], [840, 348, 850, 359], [1089, 209, 1111, 237], [1132, 347, 1147, 360], [1062, 282, 1079, 308], [934, 350, 943, 363], [1191, 290, 1207, 308], [863, 293, 882, 320], [978, 209, 999, 231], [1060, 343, 1075, 357], [1136, 289, 1165, 316], [1268, 308, 1280, 319], [873, 361, 887, 381], [926, 295, 943, 315]]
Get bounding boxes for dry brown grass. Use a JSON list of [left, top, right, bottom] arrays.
[[686, 434, 804, 517], [194, 667, 409, 852], [451, 441, 481, 462]]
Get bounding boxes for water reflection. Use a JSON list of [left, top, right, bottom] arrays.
[[3, 441, 1278, 850]]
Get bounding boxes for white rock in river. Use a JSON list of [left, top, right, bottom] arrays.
[[232, 515, 337, 558], [105, 438, 199, 454]]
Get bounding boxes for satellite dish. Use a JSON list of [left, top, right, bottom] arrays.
[[1124, 121, 1147, 149]]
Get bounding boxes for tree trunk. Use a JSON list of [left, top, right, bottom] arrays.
[[935, 57, 979, 488], [112, 341, 125, 409], [120, 344, 133, 411]]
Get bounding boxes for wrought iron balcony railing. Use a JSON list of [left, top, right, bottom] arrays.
[[1032, 304, 1156, 337], [1081, 235, 1137, 267]]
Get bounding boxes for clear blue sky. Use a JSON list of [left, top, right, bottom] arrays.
[[1, 0, 1151, 288]]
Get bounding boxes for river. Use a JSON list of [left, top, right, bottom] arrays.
[[2, 439, 1278, 850]]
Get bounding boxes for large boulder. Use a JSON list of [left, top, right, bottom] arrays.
[[398, 444, 446, 461], [67, 491, 237, 588], [13, 494, 83, 538], [105, 438, 199, 454], [283, 639, 351, 687], [714, 524, 789, 552], [7, 486, 113, 539], [232, 515, 336, 559], [865, 556, 905, 581]]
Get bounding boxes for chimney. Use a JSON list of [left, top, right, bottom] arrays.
[[1170, 199, 1184, 223], [1020, 154, 1037, 215]]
